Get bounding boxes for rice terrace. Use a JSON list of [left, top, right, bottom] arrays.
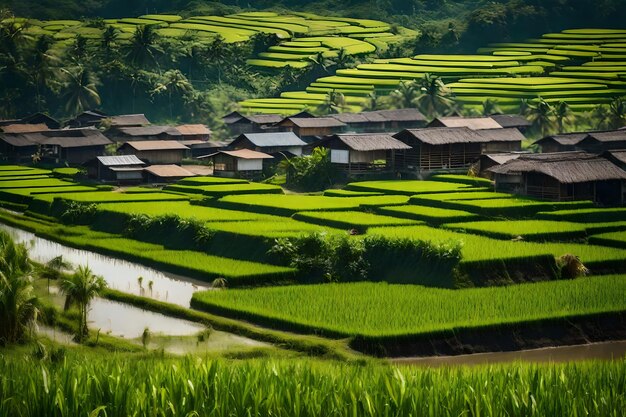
[[0, 0, 625, 415]]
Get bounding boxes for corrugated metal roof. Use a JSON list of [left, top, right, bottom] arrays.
[[478, 128, 526, 143], [198, 149, 274, 160], [144, 164, 196, 178], [121, 140, 189, 151], [330, 134, 412, 151], [238, 132, 307, 147], [97, 155, 146, 166], [395, 127, 487, 145]]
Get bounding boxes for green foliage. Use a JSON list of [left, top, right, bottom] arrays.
[[345, 180, 480, 195], [285, 148, 335, 192], [444, 220, 589, 241], [269, 232, 461, 286], [59, 265, 107, 342], [1, 351, 625, 416], [0, 230, 37, 345], [191, 275, 626, 338]]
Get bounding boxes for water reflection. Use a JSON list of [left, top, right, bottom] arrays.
[[0, 223, 210, 307]]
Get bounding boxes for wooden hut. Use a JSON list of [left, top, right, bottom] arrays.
[[477, 128, 524, 153], [198, 149, 273, 180], [65, 110, 108, 128], [0, 134, 39, 162], [0, 123, 50, 134], [603, 149, 626, 170], [490, 114, 531, 132], [38, 129, 112, 164], [577, 130, 626, 153], [109, 125, 182, 142], [175, 124, 212, 141], [20, 113, 61, 129], [490, 152, 626, 204], [222, 112, 284, 136], [314, 134, 411, 175], [533, 133, 587, 153], [107, 114, 150, 128], [117, 141, 189, 165], [179, 140, 230, 158], [427, 116, 502, 130], [85, 155, 145, 182], [144, 165, 196, 183], [278, 117, 346, 141], [478, 153, 525, 179], [393, 127, 487, 173], [228, 132, 306, 156]]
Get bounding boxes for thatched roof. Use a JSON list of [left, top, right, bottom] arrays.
[[603, 150, 626, 165], [108, 114, 150, 127], [478, 128, 525, 143], [198, 149, 273, 160], [482, 153, 524, 165], [120, 140, 189, 151], [96, 155, 145, 167], [321, 134, 411, 151], [394, 127, 486, 145], [0, 134, 39, 147], [490, 114, 531, 129], [534, 132, 588, 147], [428, 116, 502, 130], [584, 130, 626, 143], [176, 124, 212, 136], [281, 117, 346, 128], [489, 152, 626, 183], [374, 108, 427, 122], [116, 125, 181, 137], [41, 131, 111, 148], [245, 114, 284, 125], [144, 165, 195, 178], [233, 132, 306, 148], [1, 123, 50, 133]]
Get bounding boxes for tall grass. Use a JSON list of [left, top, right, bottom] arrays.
[[1, 354, 624, 417], [444, 219, 589, 241], [191, 276, 626, 337]]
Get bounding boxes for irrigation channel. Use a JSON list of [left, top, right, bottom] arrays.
[[0, 222, 268, 352]]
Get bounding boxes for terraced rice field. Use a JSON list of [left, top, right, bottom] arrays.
[[239, 28, 626, 114], [191, 275, 626, 337]]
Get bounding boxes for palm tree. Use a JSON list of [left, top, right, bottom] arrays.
[[332, 48, 353, 69], [26, 35, 60, 111], [591, 105, 611, 130], [316, 90, 348, 114], [308, 50, 333, 73], [151, 69, 194, 118], [0, 231, 38, 345], [100, 26, 120, 60], [527, 98, 555, 137], [60, 265, 106, 342], [39, 255, 71, 295], [362, 91, 379, 111], [518, 99, 531, 116], [554, 101, 574, 133], [608, 96, 626, 129], [390, 80, 419, 109], [482, 99, 502, 116], [60, 66, 101, 115], [414, 73, 455, 118], [124, 24, 162, 69]]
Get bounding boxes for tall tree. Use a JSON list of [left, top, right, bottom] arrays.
[[39, 255, 71, 295], [151, 69, 194, 119], [390, 80, 419, 109], [0, 231, 38, 345], [554, 101, 574, 133], [26, 35, 59, 111], [527, 98, 555, 137], [482, 98, 502, 116], [608, 96, 626, 129], [414, 73, 455, 118], [124, 24, 162, 69], [316, 90, 348, 114], [60, 66, 101, 115], [60, 265, 106, 343]]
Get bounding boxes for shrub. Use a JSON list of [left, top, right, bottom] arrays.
[[285, 148, 336, 192]]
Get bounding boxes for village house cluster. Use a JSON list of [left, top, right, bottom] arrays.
[[1, 109, 625, 205]]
